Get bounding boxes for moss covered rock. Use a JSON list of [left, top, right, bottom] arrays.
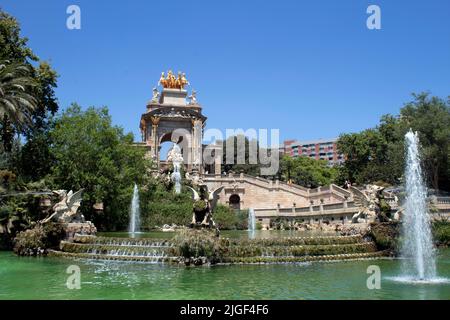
[[368, 221, 400, 252], [13, 222, 66, 256], [171, 229, 229, 265]]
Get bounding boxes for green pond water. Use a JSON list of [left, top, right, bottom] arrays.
[[1, 231, 449, 300]]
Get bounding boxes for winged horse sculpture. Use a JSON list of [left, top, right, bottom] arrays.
[[40, 189, 85, 224], [187, 185, 224, 230]]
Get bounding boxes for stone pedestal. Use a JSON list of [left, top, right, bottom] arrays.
[[159, 88, 187, 106], [64, 221, 97, 241]]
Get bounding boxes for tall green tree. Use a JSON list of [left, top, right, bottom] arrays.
[[399, 93, 450, 190], [49, 104, 149, 230], [0, 9, 58, 177], [337, 128, 394, 185], [221, 135, 262, 176], [279, 155, 337, 188], [337, 93, 450, 191], [0, 60, 37, 151]]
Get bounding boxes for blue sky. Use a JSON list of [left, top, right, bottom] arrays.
[[2, 0, 450, 144]]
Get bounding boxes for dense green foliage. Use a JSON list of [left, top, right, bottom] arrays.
[[0, 60, 37, 152], [368, 222, 400, 251], [0, 174, 52, 249], [337, 93, 450, 191], [221, 135, 262, 176], [278, 155, 337, 188], [140, 181, 193, 229], [214, 208, 248, 230], [13, 222, 65, 256], [171, 229, 229, 265], [49, 104, 148, 230], [140, 179, 246, 230], [433, 220, 450, 246], [0, 9, 58, 168]]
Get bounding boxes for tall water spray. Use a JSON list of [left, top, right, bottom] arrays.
[[248, 208, 256, 239], [169, 143, 183, 194], [172, 163, 182, 194], [128, 183, 141, 234], [400, 130, 436, 280]]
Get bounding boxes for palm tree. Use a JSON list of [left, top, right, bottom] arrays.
[[0, 60, 37, 151]]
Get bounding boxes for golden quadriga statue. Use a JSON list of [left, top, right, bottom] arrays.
[[158, 70, 190, 89]]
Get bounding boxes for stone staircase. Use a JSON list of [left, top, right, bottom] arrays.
[[49, 234, 388, 264], [49, 236, 178, 263], [223, 235, 384, 264]]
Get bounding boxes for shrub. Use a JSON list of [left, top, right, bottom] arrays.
[[139, 181, 194, 229], [214, 207, 247, 230], [41, 222, 66, 248], [141, 202, 192, 229], [13, 225, 46, 256], [139, 182, 245, 230], [171, 229, 229, 265], [433, 220, 450, 246], [0, 170, 16, 188], [368, 221, 400, 251], [13, 222, 65, 256]]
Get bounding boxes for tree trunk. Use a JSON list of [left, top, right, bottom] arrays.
[[432, 162, 439, 191]]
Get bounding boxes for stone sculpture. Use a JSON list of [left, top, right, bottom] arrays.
[[167, 143, 184, 194], [188, 90, 197, 104], [187, 185, 224, 230], [40, 189, 85, 224], [151, 87, 160, 102], [351, 184, 390, 223]]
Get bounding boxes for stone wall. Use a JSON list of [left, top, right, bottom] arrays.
[[203, 173, 352, 210], [64, 222, 97, 241]]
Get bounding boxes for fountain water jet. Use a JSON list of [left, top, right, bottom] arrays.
[[168, 143, 183, 194], [248, 208, 256, 239], [128, 184, 141, 235], [398, 130, 439, 282]]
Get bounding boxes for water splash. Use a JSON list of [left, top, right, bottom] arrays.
[[248, 208, 256, 239], [128, 184, 140, 235], [400, 130, 436, 281], [172, 165, 181, 194], [169, 143, 183, 194]]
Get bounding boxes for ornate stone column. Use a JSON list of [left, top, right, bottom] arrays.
[[214, 145, 222, 176], [191, 118, 203, 173], [150, 116, 160, 163], [140, 119, 146, 142]]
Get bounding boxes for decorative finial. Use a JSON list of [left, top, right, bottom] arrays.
[[151, 87, 160, 102], [188, 90, 198, 104]]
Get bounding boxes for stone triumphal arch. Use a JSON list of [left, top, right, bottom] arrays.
[[139, 73, 206, 173], [136, 71, 388, 228]]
